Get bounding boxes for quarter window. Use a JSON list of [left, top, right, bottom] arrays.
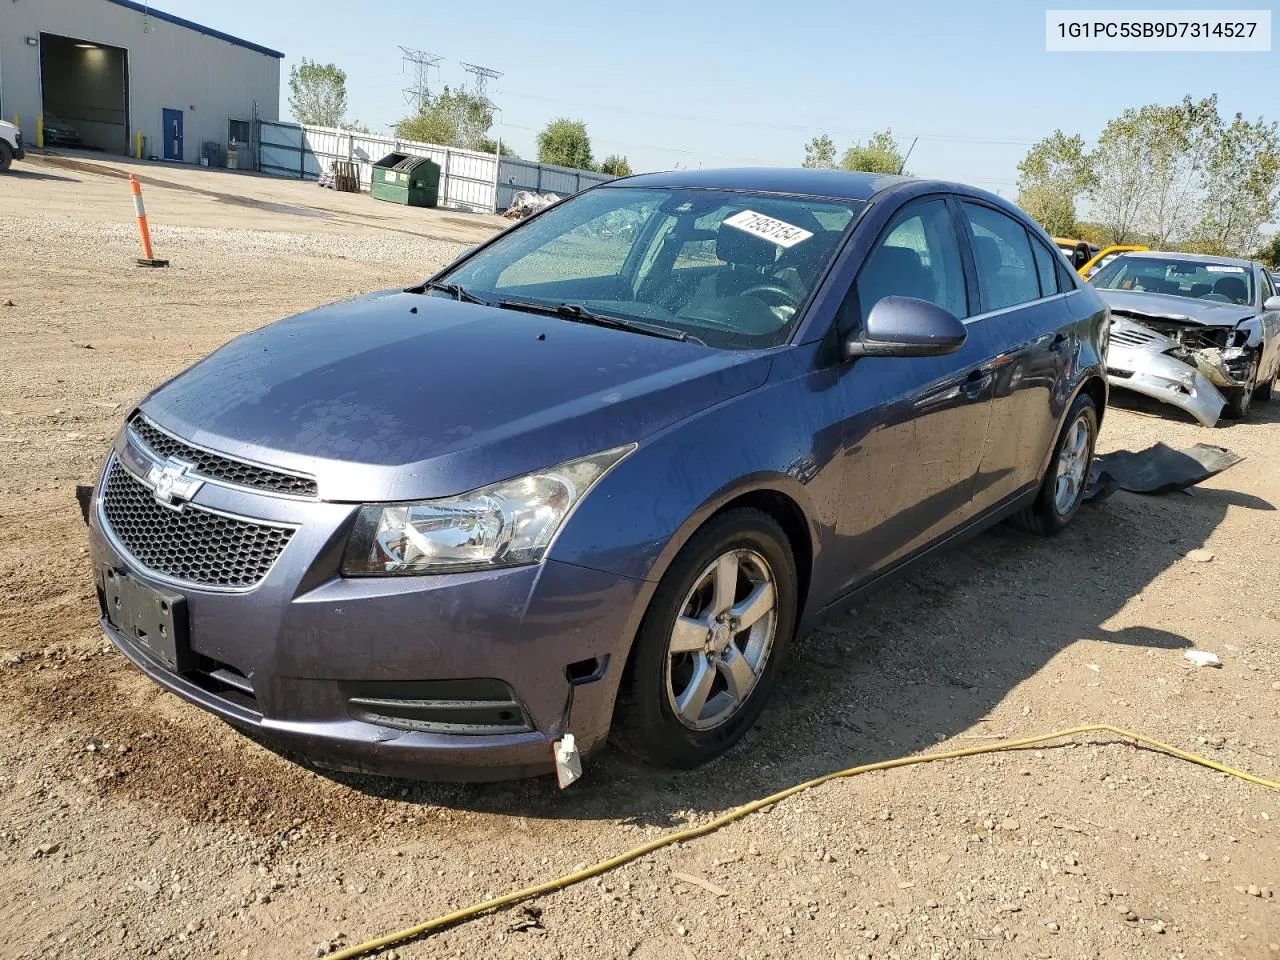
[[962, 202, 1042, 311], [1030, 238, 1060, 297], [853, 198, 969, 325]]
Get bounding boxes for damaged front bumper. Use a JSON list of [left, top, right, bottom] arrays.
[[1105, 320, 1223, 424], [1106, 318, 1227, 426]]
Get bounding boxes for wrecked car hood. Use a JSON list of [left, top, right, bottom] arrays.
[[1097, 290, 1253, 327]]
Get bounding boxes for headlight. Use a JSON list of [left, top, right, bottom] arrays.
[[341, 445, 635, 576]]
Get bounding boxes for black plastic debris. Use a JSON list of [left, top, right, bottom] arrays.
[[1085, 443, 1243, 502]]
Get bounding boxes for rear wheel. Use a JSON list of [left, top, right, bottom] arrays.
[[0, 142, 12, 172], [611, 509, 798, 768], [1012, 392, 1098, 537]]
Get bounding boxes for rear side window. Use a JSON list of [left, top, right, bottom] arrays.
[[962, 202, 1042, 311], [1030, 238, 1060, 297], [1262, 269, 1275, 301], [853, 198, 969, 324]]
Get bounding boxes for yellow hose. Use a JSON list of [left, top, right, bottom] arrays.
[[328, 724, 1278, 959]]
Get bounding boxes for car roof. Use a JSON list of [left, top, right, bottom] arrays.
[[1116, 250, 1256, 269], [613, 167, 912, 202]]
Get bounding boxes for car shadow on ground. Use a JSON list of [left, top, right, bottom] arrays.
[[6, 168, 79, 183], [292, 468, 1270, 823]]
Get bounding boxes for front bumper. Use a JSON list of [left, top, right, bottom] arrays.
[[1106, 341, 1226, 427], [88, 436, 650, 781], [11, 145, 24, 160]]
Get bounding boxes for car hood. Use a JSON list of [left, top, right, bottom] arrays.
[[138, 291, 772, 501], [1096, 289, 1253, 327]]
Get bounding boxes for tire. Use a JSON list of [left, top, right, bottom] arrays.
[[1222, 355, 1258, 420], [1251, 362, 1274, 403], [1012, 392, 1099, 537], [0, 142, 12, 173], [611, 508, 798, 768]]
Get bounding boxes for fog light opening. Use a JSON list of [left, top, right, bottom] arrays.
[[566, 655, 608, 685]]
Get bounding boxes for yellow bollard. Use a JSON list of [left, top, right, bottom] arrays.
[[10, 115, 18, 129], [135, 130, 143, 159], [36, 116, 43, 148]]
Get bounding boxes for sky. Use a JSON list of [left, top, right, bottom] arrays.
[[154, 0, 1275, 194]]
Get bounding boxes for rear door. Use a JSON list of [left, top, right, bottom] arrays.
[[958, 201, 1072, 512], [827, 196, 995, 588]]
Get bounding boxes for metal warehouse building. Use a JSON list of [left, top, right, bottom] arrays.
[[0, 0, 281, 164]]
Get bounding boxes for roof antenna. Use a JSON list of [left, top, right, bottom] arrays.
[[897, 137, 918, 176]]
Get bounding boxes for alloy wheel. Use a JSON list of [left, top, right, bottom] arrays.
[[665, 548, 778, 731], [1053, 414, 1092, 515]]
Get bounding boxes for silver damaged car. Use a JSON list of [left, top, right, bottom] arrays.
[[1092, 252, 1280, 424]]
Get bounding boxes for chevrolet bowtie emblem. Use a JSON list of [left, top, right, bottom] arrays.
[[145, 457, 204, 509]]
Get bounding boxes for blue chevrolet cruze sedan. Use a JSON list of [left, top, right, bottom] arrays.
[[87, 169, 1108, 780]]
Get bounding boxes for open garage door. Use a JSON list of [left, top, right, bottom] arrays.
[[39, 34, 129, 155]]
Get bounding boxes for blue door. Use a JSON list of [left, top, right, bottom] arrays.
[[827, 196, 995, 590], [162, 108, 183, 161]]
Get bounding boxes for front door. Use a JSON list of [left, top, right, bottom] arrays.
[[828, 196, 995, 591], [162, 108, 183, 161]]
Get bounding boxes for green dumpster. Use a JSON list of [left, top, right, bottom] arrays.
[[370, 152, 441, 207]]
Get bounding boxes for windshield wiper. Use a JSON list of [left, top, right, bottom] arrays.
[[416, 280, 489, 305], [495, 299, 703, 344]]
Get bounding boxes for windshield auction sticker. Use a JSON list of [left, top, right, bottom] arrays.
[[1046, 10, 1271, 51], [724, 210, 814, 248]]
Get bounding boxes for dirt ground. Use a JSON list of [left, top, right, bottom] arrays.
[[1, 152, 1277, 960]]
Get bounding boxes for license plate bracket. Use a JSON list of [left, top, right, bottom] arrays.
[[101, 567, 195, 672]]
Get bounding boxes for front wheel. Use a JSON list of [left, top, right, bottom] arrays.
[[1222, 355, 1258, 420], [1012, 392, 1098, 537], [0, 142, 12, 173], [611, 509, 798, 768]]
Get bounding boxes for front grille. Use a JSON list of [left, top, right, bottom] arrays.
[[129, 414, 318, 498], [101, 460, 294, 589], [1109, 326, 1163, 347]]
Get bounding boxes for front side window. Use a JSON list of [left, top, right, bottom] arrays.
[[962, 202, 1042, 311], [441, 186, 866, 349], [853, 198, 969, 325], [1090, 256, 1255, 306]]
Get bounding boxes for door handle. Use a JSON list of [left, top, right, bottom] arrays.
[[962, 369, 992, 398]]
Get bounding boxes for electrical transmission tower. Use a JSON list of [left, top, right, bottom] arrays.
[[459, 63, 503, 103], [400, 47, 442, 114]]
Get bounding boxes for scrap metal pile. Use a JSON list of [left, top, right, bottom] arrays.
[[504, 191, 561, 219]]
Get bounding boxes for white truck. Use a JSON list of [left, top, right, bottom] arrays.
[[0, 120, 25, 171]]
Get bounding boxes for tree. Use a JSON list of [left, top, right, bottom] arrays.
[[476, 137, 519, 159], [1253, 234, 1280, 270], [537, 119, 594, 170], [1018, 184, 1079, 237], [395, 87, 494, 151], [1016, 130, 1094, 235], [1140, 97, 1217, 245], [288, 59, 349, 128], [599, 154, 633, 177], [1089, 111, 1151, 244], [1190, 113, 1280, 256], [840, 129, 908, 175], [802, 134, 837, 169]]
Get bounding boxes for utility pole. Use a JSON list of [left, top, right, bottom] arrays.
[[400, 47, 442, 115]]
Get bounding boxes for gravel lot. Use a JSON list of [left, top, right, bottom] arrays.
[[1, 153, 1277, 960]]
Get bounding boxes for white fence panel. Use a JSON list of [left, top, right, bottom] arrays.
[[256, 122, 611, 212]]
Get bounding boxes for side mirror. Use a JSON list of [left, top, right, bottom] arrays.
[[843, 296, 967, 360], [1264, 295, 1280, 311]]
